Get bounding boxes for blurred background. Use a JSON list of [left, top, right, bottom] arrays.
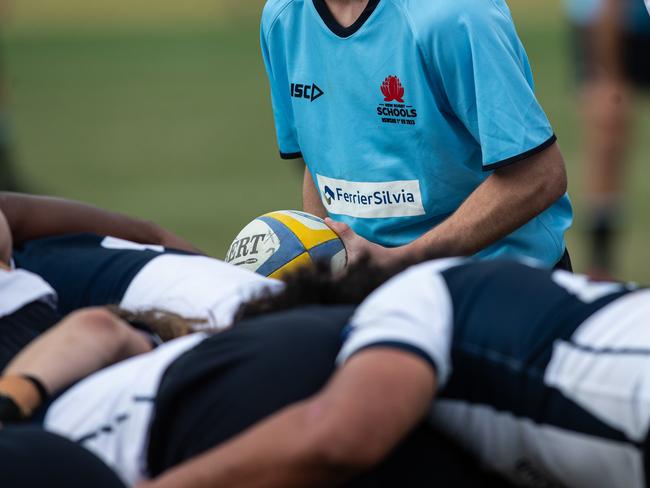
[[2, 0, 649, 280]]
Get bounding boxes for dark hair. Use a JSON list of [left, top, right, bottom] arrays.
[[106, 306, 206, 342], [236, 254, 421, 321]]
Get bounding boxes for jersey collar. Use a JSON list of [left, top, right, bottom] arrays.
[[312, 0, 381, 38]]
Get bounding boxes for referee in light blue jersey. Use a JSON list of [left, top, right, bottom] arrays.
[[261, 0, 573, 269]]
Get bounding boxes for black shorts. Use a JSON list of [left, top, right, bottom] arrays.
[[571, 24, 650, 88], [147, 305, 356, 476], [0, 426, 126, 488], [0, 301, 61, 370]]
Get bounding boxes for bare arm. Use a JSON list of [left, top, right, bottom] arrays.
[[0, 308, 151, 416], [0, 192, 201, 253], [302, 164, 327, 218], [138, 348, 435, 488], [410, 142, 567, 257], [329, 143, 567, 264]]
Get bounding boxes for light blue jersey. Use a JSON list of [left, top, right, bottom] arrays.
[[261, 0, 573, 267]]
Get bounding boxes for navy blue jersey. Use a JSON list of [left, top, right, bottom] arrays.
[[13, 234, 192, 315], [0, 268, 59, 369], [341, 258, 646, 487], [439, 260, 634, 439]]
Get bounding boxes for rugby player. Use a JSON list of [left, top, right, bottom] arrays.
[[0, 191, 209, 368], [140, 259, 650, 488], [261, 0, 573, 268], [11, 305, 355, 486], [0, 205, 62, 372], [4, 190, 282, 327], [5, 297, 512, 487], [7, 254, 647, 486], [565, 0, 650, 277], [13, 233, 281, 328]]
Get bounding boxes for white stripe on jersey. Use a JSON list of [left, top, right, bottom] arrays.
[[646, 0, 650, 15], [0, 268, 56, 317], [45, 333, 207, 486], [337, 258, 463, 386], [431, 400, 644, 488], [120, 254, 284, 330], [546, 290, 650, 443], [428, 291, 650, 488]]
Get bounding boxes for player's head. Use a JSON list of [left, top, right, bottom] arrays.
[[0, 209, 11, 267], [106, 306, 205, 342], [236, 254, 417, 321]]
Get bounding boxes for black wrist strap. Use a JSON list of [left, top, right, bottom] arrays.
[[0, 395, 24, 423], [21, 375, 49, 404]]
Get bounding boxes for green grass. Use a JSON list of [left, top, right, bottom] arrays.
[[5, 22, 302, 260], [511, 3, 650, 281], [3, 2, 650, 279]]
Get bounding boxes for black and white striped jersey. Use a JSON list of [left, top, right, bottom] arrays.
[[14, 233, 282, 329], [340, 258, 647, 488], [0, 268, 59, 369]]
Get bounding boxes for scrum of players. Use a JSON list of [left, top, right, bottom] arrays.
[[0, 191, 649, 488]]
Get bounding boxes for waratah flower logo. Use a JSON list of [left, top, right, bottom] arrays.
[[381, 76, 405, 103]]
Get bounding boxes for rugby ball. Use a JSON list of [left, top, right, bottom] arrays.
[[225, 210, 347, 279]]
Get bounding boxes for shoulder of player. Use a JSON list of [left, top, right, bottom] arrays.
[[369, 257, 467, 301], [261, 0, 300, 36], [0, 268, 57, 318], [407, 257, 468, 277], [389, 0, 511, 40]]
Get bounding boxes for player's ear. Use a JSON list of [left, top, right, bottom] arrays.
[[0, 209, 12, 267]]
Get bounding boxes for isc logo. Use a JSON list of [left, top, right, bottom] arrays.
[[290, 83, 324, 102]]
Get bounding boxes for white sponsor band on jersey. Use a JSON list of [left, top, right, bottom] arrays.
[[316, 174, 425, 219]]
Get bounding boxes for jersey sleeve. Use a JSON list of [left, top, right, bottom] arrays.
[[337, 262, 456, 388], [260, 11, 302, 160], [422, 0, 555, 170]]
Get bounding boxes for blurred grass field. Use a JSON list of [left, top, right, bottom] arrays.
[[3, 0, 650, 280]]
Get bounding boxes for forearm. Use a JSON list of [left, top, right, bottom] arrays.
[[3, 308, 151, 398], [408, 143, 567, 258], [0, 192, 200, 252], [140, 349, 435, 488], [139, 403, 348, 488], [302, 164, 327, 218]]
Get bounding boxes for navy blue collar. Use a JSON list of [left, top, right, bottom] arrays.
[[313, 0, 381, 38]]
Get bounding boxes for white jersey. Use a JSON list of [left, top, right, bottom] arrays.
[[13, 234, 284, 329], [340, 258, 649, 487], [0, 267, 56, 317], [44, 333, 208, 486], [120, 253, 282, 329]]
